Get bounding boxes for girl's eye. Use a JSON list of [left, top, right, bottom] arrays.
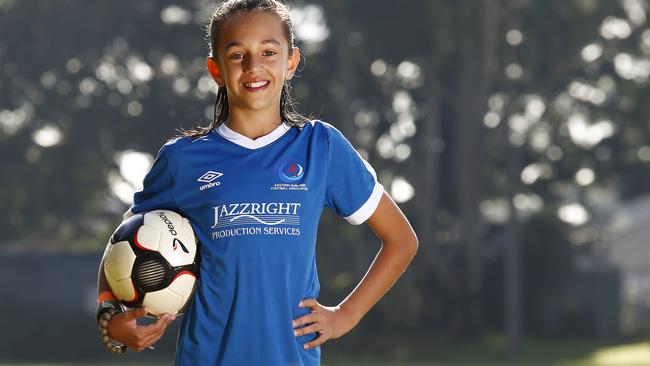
[[229, 53, 243, 60]]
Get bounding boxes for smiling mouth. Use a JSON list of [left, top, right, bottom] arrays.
[[243, 80, 270, 92]]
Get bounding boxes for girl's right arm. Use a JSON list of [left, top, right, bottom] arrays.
[[97, 244, 176, 352], [97, 142, 178, 351]]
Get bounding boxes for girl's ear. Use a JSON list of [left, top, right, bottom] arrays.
[[207, 57, 224, 86], [286, 47, 301, 80]]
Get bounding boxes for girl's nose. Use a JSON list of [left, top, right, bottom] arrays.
[[243, 55, 261, 74]]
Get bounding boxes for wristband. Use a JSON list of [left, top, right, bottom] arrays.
[[97, 308, 128, 354], [96, 300, 122, 323]]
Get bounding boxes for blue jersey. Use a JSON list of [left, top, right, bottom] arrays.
[[127, 120, 384, 366]]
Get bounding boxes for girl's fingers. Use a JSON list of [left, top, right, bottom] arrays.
[[299, 298, 318, 309], [293, 313, 317, 328], [134, 315, 175, 351], [139, 314, 175, 337], [138, 325, 168, 350], [303, 331, 329, 350], [294, 323, 322, 337]]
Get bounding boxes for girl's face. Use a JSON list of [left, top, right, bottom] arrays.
[[210, 11, 300, 118]]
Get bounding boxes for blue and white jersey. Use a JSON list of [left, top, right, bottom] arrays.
[[127, 120, 384, 366]]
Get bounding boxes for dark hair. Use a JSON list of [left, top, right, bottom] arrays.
[[180, 0, 308, 138]]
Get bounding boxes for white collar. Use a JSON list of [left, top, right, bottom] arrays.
[[217, 122, 290, 150]]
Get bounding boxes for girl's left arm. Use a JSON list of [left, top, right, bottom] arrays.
[[293, 192, 419, 349]]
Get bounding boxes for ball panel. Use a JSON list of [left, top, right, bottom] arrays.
[[143, 210, 183, 232], [134, 225, 161, 251], [180, 291, 194, 313], [144, 210, 197, 267], [171, 272, 197, 310], [181, 218, 196, 240], [143, 288, 183, 316], [168, 272, 196, 298], [112, 277, 138, 303], [104, 267, 120, 296], [133, 254, 172, 293], [110, 214, 144, 244], [104, 241, 136, 280]]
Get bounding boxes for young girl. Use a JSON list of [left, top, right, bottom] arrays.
[[96, 0, 418, 364]]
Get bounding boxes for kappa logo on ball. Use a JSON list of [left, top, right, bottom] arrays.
[[198, 170, 224, 191]]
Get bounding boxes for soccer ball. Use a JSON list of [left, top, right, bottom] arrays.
[[103, 210, 200, 317]]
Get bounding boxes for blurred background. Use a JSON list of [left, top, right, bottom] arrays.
[[2, 0, 650, 365]]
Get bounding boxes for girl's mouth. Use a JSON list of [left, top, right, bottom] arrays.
[[243, 80, 270, 92]]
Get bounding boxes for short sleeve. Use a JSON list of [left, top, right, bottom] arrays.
[[324, 126, 384, 225], [123, 144, 176, 220]]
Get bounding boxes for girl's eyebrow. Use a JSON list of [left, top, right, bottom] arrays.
[[224, 39, 281, 51]]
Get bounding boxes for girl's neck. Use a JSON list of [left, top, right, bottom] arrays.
[[226, 109, 283, 140]]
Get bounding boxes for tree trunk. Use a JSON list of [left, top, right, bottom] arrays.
[[446, 0, 500, 339]]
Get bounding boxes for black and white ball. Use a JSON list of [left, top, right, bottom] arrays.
[[103, 210, 200, 317]]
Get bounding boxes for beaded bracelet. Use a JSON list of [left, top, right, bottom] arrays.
[[98, 309, 128, 354]]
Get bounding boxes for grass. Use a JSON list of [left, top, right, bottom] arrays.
[[2, 338, 650, 365], [562, 342, 650, 366], [324, 335, 650, 366]]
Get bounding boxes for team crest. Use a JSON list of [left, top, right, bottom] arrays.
[[271, 160, 308, 191], [278, 161, 304, 182]]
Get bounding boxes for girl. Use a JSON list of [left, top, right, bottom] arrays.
[[96, 0, 418, 365]]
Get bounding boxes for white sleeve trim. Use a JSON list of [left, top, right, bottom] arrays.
[[344, 181, 384, 225]]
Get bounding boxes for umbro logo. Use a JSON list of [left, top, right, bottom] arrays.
[[198, 171, 223, 183], [198, 171, 223, 191]]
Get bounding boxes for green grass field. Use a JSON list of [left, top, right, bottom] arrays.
[[323, 335, 650, 366], [2, 339, 649, 366]]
